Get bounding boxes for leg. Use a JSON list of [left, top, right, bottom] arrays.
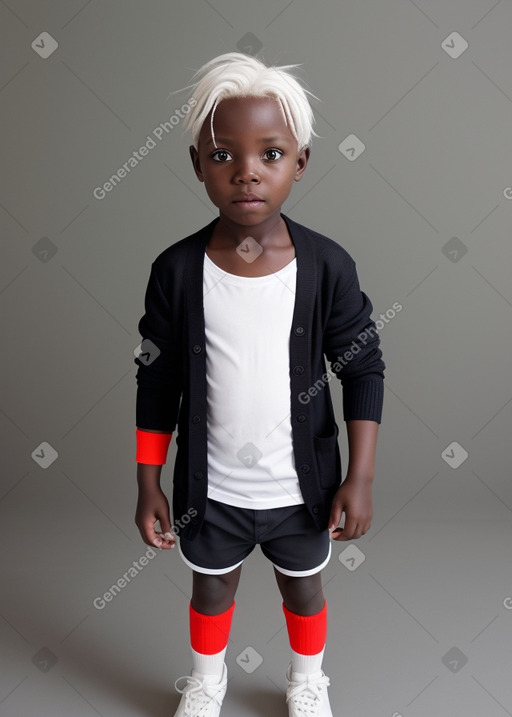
[[275, 569, 332, 715], [274, 568, 327, 672], [191, 564, 242, 615], [178, 565, 241, 703], [262, 506, 333, 714], [173, 501, 248, 713], [273, 568, 325, 615]]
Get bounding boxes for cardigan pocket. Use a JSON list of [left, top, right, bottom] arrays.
[[313, 423, 340, 489]]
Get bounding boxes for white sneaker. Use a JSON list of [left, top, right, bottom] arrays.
[[285, 663, 333, 717], [173, 663, 228, 716]]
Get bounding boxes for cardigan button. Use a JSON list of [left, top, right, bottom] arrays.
[[192, 415, 201, 423], [312, 505, 319, 515], [194, 471, 204, 480], [297, 413, 307, 423], [192, 344, 202, 354], [293, 365, 304, 375], [300, 464, 310, 474], [294, 326, 305, 336]]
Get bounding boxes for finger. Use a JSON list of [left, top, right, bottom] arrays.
[[330, 527, 349, 541], [154, 512, 175, 548], [328, 505, 342, 532], [151, 531, 174, 550], [331, 518, 359, 541], [158, 533, 176, 549], [145, 520, 173, 551], [162, 530, 176, 547], [158, 513, 173, 535]]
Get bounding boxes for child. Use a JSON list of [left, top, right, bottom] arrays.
[[134, 52, 385, 717]]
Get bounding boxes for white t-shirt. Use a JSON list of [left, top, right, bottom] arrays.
[[203, 251, 304, 509]]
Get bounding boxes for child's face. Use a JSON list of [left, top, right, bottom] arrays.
[[189, 95, 310, 227]]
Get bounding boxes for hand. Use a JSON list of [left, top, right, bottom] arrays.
[[135, 485, 176, 550], [328, 476, 373, 541]]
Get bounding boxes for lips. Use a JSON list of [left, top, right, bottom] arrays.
[[233, 194, 264, 203]]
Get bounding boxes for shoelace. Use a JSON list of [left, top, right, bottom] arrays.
[[286, 674, 330, 715], [174, 675, 225, 714]]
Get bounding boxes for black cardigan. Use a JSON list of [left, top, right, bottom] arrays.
[[135, 213, 385, 539]]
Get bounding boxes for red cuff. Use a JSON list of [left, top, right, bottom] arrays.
[[282, 600, 327, 655], [136, 428, 172, 465], [189, 601, 235, 654]]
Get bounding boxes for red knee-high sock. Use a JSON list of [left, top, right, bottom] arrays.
[[189, 601, 235, 682], [283, 600, 327, 677], [189, 601, 235, 654]]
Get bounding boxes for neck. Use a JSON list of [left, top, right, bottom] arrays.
[[213, 212, 286, 248]]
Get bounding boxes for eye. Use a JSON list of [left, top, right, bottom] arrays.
[[210, 149, 231, 162], [263, 148, 283, 161]]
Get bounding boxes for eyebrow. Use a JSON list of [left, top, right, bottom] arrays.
[[205, 136, 290, 146]]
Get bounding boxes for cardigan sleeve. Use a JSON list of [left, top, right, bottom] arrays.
[[322, 258, 385, 423], [134, 261, 183, 432]]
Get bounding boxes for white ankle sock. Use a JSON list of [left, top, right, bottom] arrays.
[[291, 647, 325, 679], [191, 646, 227, 684]]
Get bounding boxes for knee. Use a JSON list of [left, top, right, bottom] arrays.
[[192, 570, 239, 615], [278, 573, 324, 616]]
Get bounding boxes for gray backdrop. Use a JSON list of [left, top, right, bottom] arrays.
[[1, 1, 511, 716]]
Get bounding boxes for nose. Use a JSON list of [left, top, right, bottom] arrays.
[[233, 157, 260, 184]]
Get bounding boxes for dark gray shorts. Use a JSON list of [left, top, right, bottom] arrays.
[[177, 498, 331, 576]]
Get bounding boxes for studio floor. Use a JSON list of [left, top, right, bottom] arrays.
[[2, 504, 512, 717]]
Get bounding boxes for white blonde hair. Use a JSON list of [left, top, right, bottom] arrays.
[[175, 52, 320, 151]]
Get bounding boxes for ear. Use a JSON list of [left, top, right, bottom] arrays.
[[294, 147, 310, 181], [189, 145, 204, 182]]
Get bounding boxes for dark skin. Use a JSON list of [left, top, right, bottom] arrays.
[[135, 96, 379, 616]]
